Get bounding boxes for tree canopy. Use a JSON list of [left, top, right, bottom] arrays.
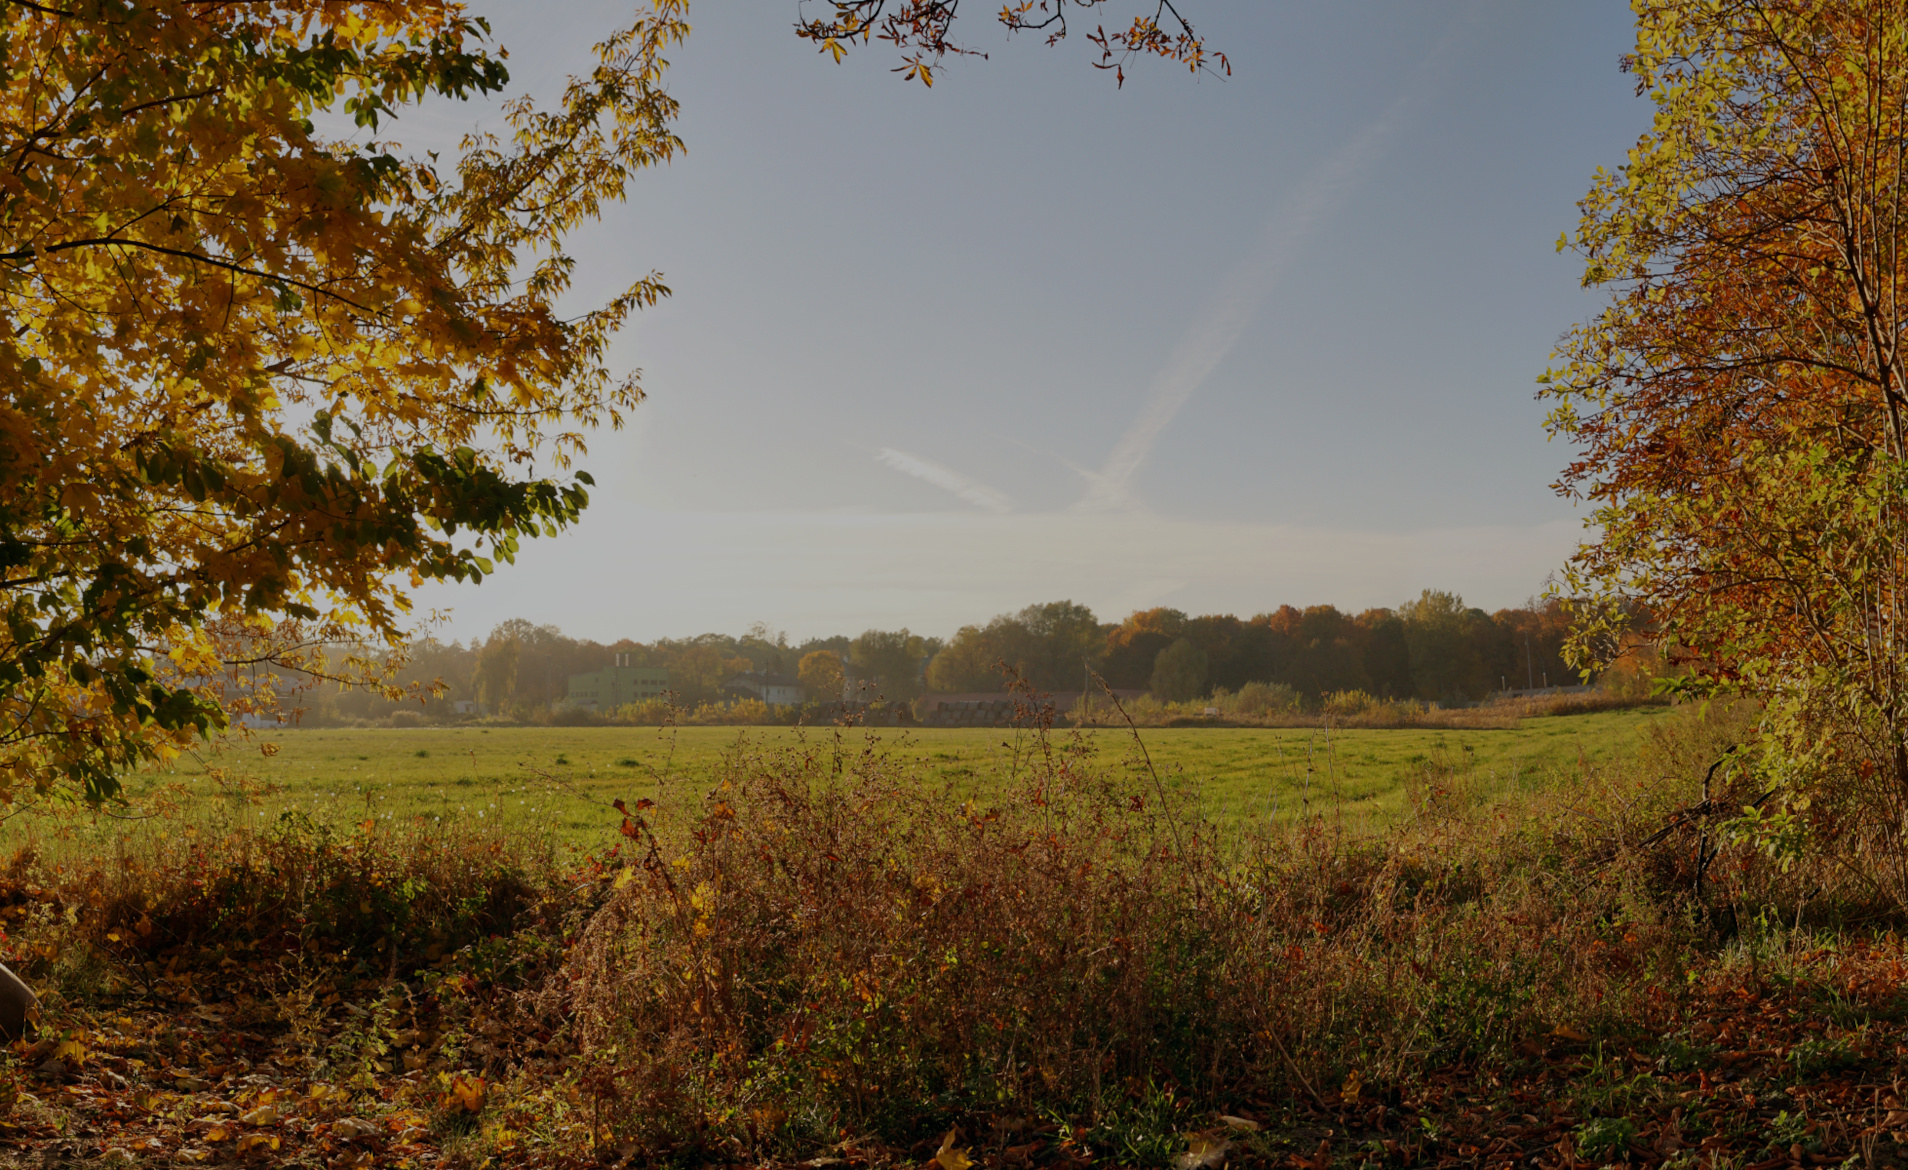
[[0, 0, 684, 801], [1543, 0, 1908, 885]]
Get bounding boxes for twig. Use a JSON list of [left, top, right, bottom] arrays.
[[1092, 671, 1187, 861], [1266, 1026, 1329, 1112]]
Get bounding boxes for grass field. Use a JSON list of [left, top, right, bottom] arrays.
[[33, 706, 1676, 849]]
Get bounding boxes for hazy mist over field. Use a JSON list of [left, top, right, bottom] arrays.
[[405, 1, 1648, 641]]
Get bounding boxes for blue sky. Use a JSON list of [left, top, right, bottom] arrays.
[[409, 1, 1647, 643]]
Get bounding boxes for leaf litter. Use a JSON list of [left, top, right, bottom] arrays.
[[4, 927, 1908, 1168]]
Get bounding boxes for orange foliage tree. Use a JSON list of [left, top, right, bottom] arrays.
[[1544, 0, 1908, 884]]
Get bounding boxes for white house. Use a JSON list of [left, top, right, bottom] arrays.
[[722, 671, 806, 708]]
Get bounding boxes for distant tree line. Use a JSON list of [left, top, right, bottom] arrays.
[[926, 592, 1577, 705], [299, 591, 1578, 725]]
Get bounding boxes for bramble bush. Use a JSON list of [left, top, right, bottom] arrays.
[[550, 716, 1740, 1162]]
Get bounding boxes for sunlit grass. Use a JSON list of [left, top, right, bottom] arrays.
[[16, 708, 1677, 852]]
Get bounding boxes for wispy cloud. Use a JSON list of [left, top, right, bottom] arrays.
[[1076, 15, 1473, 513], [875, 447, 1014, 513]]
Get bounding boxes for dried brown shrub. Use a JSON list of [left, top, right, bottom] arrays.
[[557, 725, 1701, 1161]]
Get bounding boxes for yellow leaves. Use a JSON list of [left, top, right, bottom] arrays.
[[2, 0, 675, 807], [305, 1081, 345, 1105], [329, 11, 371, 45], [931, 1130, 971, 1170], [1340, 1068, 1364, 1102], [443, 1073, 487, 1113], [613, 865, 637, 890], [690, 880, 718, 936]]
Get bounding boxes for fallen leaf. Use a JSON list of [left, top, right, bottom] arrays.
[[933, 1129, 972, 1170], [447, 1073, 486, 1113], [1341, 1068, 1364, 1102], [239, 1104, 277, 1125]]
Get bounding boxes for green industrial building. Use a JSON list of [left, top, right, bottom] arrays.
[[565, 653, 670, 712]]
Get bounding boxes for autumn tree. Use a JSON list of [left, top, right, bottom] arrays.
[[1012, 601, 1101, 689], [1252, 605, 1372, 699], [0, 1, 685, 800], [849, 628, 927, 700], [1354, 608, 1413, 698], [1543, 0, 1908, 890], [1100, 608, 1186, 689], [924, 601, 1103, 693], [1148, 637, 1207, 702], [739, 622, 791, 675], [797, 650, 845, 704], [923, 625, 999, 693], [1485, 601, 1574, 694], [666, 644, 752, 706], [1398, 591, 1488, 703], [474, 635, 522, 716]]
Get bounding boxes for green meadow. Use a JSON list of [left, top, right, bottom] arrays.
[[71, 707, 1676, 848]]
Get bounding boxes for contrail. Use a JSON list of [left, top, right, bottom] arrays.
[[1075, 14, 1473, 513], [875, 447, 1014, 513]]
